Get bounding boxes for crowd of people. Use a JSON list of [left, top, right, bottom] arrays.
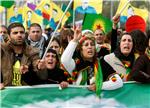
[[0, 14, 150, 96]]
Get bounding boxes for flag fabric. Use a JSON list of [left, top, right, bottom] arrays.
[[33, 0, 67, 29], [62, 4, 73, 24], [82, 14, 112, 34], [22, 6, 43, 30], [116, 0, 149, 23], [1, 83, 150, 108], [27, 2, 36, 10], [51, 2, 68, 27], [74, 0, 102, 14], [34, 0, 52, 28], [7, 5, 23, 24], [0, 6, 4, 13], [0, 0, 14, 8]]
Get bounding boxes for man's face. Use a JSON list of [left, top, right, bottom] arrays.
[[10, 27, 25, 45], [82, 0, 89, 9], [0, 27, 8, 36], [29, 26, 42, 42], [94, 29, 105, 45]]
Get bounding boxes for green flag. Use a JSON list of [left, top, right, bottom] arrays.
[[62, 4, 73, 24], [82, 14, 112, 34], [0, 0, 14, 8], [1, 83, 150, 108]]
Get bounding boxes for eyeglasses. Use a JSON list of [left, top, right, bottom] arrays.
[[95, 33, 103, 36]]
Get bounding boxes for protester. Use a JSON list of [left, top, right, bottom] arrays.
[[61, 26, 123, 95], [0, 25, 9, 43], [26, 23, 47, 58], [1, 22, 46, 87], [46, 37, 61, 55], [59, 28, 74, 55], [94, 28, 110, 58], [111, 14, 121, 52], [37, 49, 70, 88], [128, 30, 150, 83], [130, 29, 148, 59], [104, 32, 135, 81]]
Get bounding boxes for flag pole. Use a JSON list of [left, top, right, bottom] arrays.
[[73, 1, 75, 29], [42, 0, 73, 59], [118, 0, 131, 14]]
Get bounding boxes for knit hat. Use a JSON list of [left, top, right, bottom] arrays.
[[125, 15, 146, 33]]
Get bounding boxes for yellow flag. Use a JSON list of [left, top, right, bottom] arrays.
[[116, 0, 149, 22], [7, 5, 23, 24], [22, 6, 43, 30], [51, 2, 68, 26], [35, 0, 52, 16], [74, 0, 102, 14]]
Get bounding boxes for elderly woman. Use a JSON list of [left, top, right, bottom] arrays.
[[104, 32, 135, 81], [61, 27, 123, 96]]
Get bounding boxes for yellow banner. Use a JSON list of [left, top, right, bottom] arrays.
[[116, 0, 149, 21]]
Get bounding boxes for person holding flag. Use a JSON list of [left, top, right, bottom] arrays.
[[61, 26, 123, 97]]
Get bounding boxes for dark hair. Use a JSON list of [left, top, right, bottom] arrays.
[[45, 37, 60, 48], [52, 37, 60, 47], [147, 29, 150, 40], [130, 29, 148, 54], [29, 23, 42, 30], [8, 22, 25, 35], [60, 28, 74, 49], [47, 48, 59, 61], [0, 25, 8, 30], [114, 32, 135, 68]]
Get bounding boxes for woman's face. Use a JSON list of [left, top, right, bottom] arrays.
[[81, 39, 95, 61], [45, 52, 57, 69], [50, 40, 60, 54], [120, 34, 133, 56]]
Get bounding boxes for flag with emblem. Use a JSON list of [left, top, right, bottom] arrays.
[[82, 13, 112, 34]]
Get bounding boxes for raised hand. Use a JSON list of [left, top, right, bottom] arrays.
[[72, 25, 82, 42], [37, 59, 46, 70], [112, 14, 120, 24], [20, 65, 29, 74], [60, 81, 69, 89], [112, 14, 120, 29]]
